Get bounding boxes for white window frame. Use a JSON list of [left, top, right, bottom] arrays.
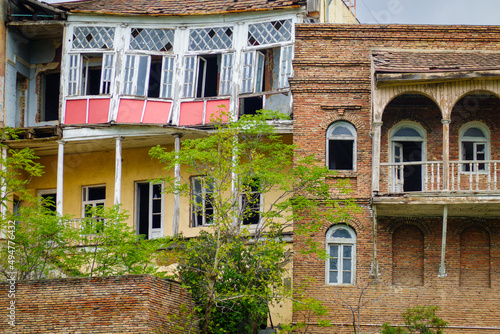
[[279, 45, 294, 89], [135, 182, 164, 240], [183, 53, 234, 98], [389, 122, 426, 192], [326, 121, 357, 171], [326, 225, 356, 285], [68, 52, 115, 97], [122, 54, 175, 98], [460, 122, 489, 173], [191, 176, 214, 227], [38, 189, 57, 212], [82, 185, 106, 218]]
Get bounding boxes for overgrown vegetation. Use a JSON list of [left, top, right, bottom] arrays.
[[150, 109, 357, 333], [0, 128, 170, 280], [381, 305, 448, 334]]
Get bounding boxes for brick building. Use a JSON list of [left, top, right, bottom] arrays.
[[291, 24, 500, 333]]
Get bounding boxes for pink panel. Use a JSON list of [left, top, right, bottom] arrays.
[[88, 99, 110, 124], [142, 101, 172, 124], [117, 99, 145, 123], [205, 99, 230, 124], [179, 101, 204, 126], [65, 99, 87, 125]]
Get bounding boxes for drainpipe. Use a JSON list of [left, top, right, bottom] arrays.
[[114, 136, 123, 206], [438, 204, 448, 277], [370, 204, 379, 277]]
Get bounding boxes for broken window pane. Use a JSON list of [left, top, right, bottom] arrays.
[[248, 19, 292, 46], [73, 26, 115, 49], [130, 28, 175, 52], [189, 27, 233, 51], [279, 45, 294, 88], [241, 51, 255, 94]]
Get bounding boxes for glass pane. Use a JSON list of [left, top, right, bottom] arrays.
[[329, 258, 338, 271], [152, 199, 161, 213], [152, 184, 162, 198], [394, 127, 421, 138], [329, 271, 338, 284], [189, 27, 233, 51], [130, 28, 174, 52], [136, 56, 149, 96], [88, 187, 105, 200], [332, 228, 351, 239], [73, 26, 115, 49], [331, 125, 353, 136], [247, 19, 292, 46], [342, 271, 351, 284], [328, 140, 354, 170], [343, 245, 352, 258], [464, 127, 486, 138], [152, 214, 161, 229], [330, 245, 338, 258], [343, 258, 352, 269]]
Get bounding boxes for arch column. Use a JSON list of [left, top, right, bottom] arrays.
[[442, 119, 451, 191], [371, 122, 383, 193]]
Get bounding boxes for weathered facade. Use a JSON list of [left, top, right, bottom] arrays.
[[291, 24, 500, 333], [0, 0, 356, 328]]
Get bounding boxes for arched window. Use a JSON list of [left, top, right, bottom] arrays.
[[460, 123, 489, 172], [326, 225, 356, 285], [389, 123, 426, 192], [326, 122, 357, 171]]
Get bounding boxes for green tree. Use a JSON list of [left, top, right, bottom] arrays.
[[150, 109, 357, 333], [0, 129, 170, 280], [381, 306, 448, 334]]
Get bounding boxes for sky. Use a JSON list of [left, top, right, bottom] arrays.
[[42, 0, 500, 26], [356, 0, 500, 25]]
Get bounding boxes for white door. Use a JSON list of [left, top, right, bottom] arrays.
[[149, 183, 164, 239], [393, 142, 404, 192]]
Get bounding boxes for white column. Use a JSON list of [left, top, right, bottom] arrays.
[[172, 134, 181, 235], [442, 119, 451, 191], [56, 140, 65, 215], [438, 204, 448, 277], [371, 122, 383, 193], [114, 137, 123, 206]]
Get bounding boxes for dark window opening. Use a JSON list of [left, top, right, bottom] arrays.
[[82, 54, 103, 95], [240, 96, 263, 115], [137, 182, 150, 239], [242, 179, 260, 226], [41, 193, 57, 213], [147, 55, 162, 98], [41, 72, 60, 121], [196, 54, 219, 98], [328, 140, 354, 170], [399, 141, 422, 192]]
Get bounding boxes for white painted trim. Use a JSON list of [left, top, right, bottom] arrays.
[[114, 137, 123, 205], [56, 141, 65, 215]]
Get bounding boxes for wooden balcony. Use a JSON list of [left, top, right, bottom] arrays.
[[374, 160, 500, 218]]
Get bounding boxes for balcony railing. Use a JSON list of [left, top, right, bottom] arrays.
[[380, 160, 500, 193], [63, 218, 104, 245]]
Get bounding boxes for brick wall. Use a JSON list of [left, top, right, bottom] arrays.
[[291, 24, 500, 333], [0, 275, 197, 333]]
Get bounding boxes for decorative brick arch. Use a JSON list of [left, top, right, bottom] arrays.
[[319, 110, 367, 132], [386, 217, 432, 236], [324, 217, 363, 235], [454, 219, 494, 236]]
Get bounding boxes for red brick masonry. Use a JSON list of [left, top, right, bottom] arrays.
[[0, 275, 196, 333]]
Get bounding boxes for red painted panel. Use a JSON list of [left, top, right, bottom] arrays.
[[205, 99, 230, 124], [179, 101, 204, 126], [65, 99, 87, 125], [88, 99, 110, 124], [117, 99, 145, 123], [142, 101, 172, 124]]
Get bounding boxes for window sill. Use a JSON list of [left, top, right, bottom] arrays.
[[327, 170, 357, 178]]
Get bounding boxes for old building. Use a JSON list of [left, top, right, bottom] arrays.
[[0, 0, 356, 329], [292, 24, 500, 333]]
